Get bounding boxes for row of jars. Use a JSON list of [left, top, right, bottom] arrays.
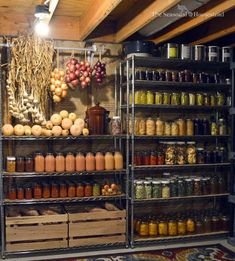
[[134, 144, 226, 166], [130, 91, 226, 106], [129, 117, 226, 136], [6, 151, 124, 173], [134, 175, 226, 199], [135, 212, 229, 237], [8, 181, 121, 200], [133, 69, 228, 84]]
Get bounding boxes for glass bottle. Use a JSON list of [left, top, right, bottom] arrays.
[[45, 153, 55, 172], [76, 152, 86, 171], [34, 153, 45, 172], [105, 151, 114, 170], [95, 152, 105, 171], [55, 153, 65, 172], [65, 152, 75, 172], [86, 152, 95, 171]]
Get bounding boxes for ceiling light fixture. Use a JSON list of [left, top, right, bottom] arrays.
[[34, 4, 50, 37]]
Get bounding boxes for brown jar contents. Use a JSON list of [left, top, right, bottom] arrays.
[[16, 157, 25, 172], [114, 151, 124, 170], [95, 152, 105, 171], [76, 152, 85, 171], [25, 157, 34, 172], [84, 183, 93, 197], [34, 183, 42, 199], [60, 183, 67, 198], [178, 119, 186, 136], [45, 153, 55, 172], [105, 152, 114, 170], [68, 183, 76, 197], [17, 187, 24, 200], [34, 153, 45, 172], [65, 153, 75, 172], [76, 183, 84, 197], [51, 183, 59, 198], [8, 187, 16, 200], [25, 186, 33, 199], [42, 183, 50, 198], [85, 152, 95, 171], [55, 153, 65, 172]]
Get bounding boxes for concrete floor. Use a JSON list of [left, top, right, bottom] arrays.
[[2, 238, 235, 261]]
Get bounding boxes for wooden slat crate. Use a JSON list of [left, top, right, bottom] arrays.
[[6, 208, 68, 252], [65, 206, 126, 247]]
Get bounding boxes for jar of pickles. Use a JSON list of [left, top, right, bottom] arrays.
[[196, 93, 204, 106], [165, 142, 176, 165], [217, 92, 225, 106], [161, 180, 170, 198], [146, 118, 155, 136], [149, 220, 158, 236], [152, 181, 161, 198], [187, 142, 196, 164], [210, 94, 216, 106], [189, 93, 196, 105], [170, 179, 178, 197], [135, 181, 144, 199], [144, 181, 152, 199], [155, 92, 163, 105], [211, 120, 218, 135], [147, 91, 154, 104], [156, 118, 164, 136], [171, 93, 180, 105], [139, 221, 149, 236], [163, 92, 170, 105], [181, 92, 189, 105]]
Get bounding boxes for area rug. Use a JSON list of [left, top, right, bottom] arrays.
[[49, 244, 235, 261]]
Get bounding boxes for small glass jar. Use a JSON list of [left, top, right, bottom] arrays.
[[6, 157, 16, 172], [196, 93, 204, 106], [193, 178, 202, 196], [139, 221, 149, 236], [144, 181, 152, 199], [170, 179, 178, 197], [150, 151, 157, 165], [84, 183, 93, 197], [186, 119, 194, 136], [34, 183, 42, 199], [211, 121, 218, 135], [196, 220, 204, 234], [185, 179, 193, 196], [51, 183, 59, 198], [181, 92, 189, 106], [203, 216, 212, 233], [218, 118, 226, 135], [217, 92, 225, 106], [45, 153, 55, 172], [158, 220, 168, 236], [186, 142, 196, 164], [59, 183, 67, 198], [42, 183, 50, 198], [16, 157, 25, 172], [221, 216, 229, 231], [168, 220, 178, 236], [17, 187, 24, 200], [138, 118, 146, 135], [93, 183, 101, 197], [165, 142, 176, 165], [140, 91, 147, 104], [25, 157, 34, 172], [25, 186, 33, 199], [162, 180, 170, 198], [177, 119, 186, 136], [171, 93, 180, 105], [176, 142, 186, 165], [186, 218, 195, 233], [149, 220, 158, 236], [171, 121, 179, 136], [210, 94, 216, 106], [76, 183, 84, 197], [146, 118, 155, 136], [111, 116, 121, 135], [55, 153, 65, 172], [178, 219, 186, 235], [34, 153, 45, 172], [156, 118, 164, 136], [152, 181, 161, 198], [163, 92, 170, 105], [147, 91, 154, 104], [210, 176, 219, 194], [204, 93, 210, 106], [66, 152, 75, 172], [164, 121, 171, 136], [197, 148, 205, 164], [8, 187, 16, 200], [189, 93, 196, 106], [212, 216, 220, 232], [177, 180, 185, 197], [135, 181, 144, 199], [202, 177, 210, 195], [155, 92, 163, 105], [158, 152, 165, 165]]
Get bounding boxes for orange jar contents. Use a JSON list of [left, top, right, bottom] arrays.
[[45, 153, 55, 172], [42, 183, 50, 198], [85, 152, 95, 171], [95, 152, 105, 171], [34, 183, 42, 199], [55, 153, 65, 172], [25, 186, 33, 199], [8, 187, 16, 200], [51, 183, 59, 198], [105, 152, 114, 170], [75, 152, 85, 171], [67, 183, 76, 197], [17, 187, 24, 200], [76, 183, 84, 197], [84, 183, 93, 197], [114, 151, 123, 170], [65, 153, 75, 172], [60, 183, 67, 198], [34, 153, 45, 172]]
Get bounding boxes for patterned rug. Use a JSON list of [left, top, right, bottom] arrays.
[[50, 244, 235, 261]]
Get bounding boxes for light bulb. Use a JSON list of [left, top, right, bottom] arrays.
[[34, 21, 49, 37]]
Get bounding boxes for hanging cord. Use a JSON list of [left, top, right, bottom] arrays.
[[56, 49, 60, 69]]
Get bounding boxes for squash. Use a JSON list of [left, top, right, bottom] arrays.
[[50, 114, 62, 126], [62, 129, 69, 136], [69, 112, 77, 122], [44, 129, 52, 137], [2, 124, 14, 136], [24, 125, 32, 136], [74, 118, 85, 129], [70, 124, 82, 136], [14, 124, 25, 136], [31, 125, 42, 136], [61, 118, 73, 130], [52, 126, 62, 136], [60, 110, 69, 119], [82, 128, 89, 136], [46, 121, 53, 130]]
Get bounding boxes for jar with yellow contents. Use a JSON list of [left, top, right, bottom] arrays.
[[168, 220, 178, 236], [178, 219, 187, 235], [149, 220, 158, 236], [146, 91, 154, 104], [146, 118, 155, 136], [158, 220, 168, 236], [139, 220, 149, 236], [135, 218, 141, 233], [186, 218, 195, 233]]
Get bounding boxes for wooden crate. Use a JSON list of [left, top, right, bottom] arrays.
[[6, 209, 68, 251], [66, 206, 126, 247]]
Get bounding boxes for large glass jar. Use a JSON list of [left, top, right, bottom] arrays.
[[76, 183, 84, 197], [218, 118, 226, 135], [165, 142, 176, 165], [144, 181, 152, 199], [164, 121, 171, 136], [65, 152, 75, 172], [186, 142, 196, 164], [76, 152, 85, 171], [59, 183, 67, 198], [186, 218, 195, 233], [178, 219, 186, 235], [42, 183, 50, 198], [177, 119, 186, 136], [147, 91, 154, 104], [168, 220, 178, 236], [202, 177, 210, 195], [210, 176, 219, 194], [170, 179, 178, 197], [16, 157, 25, 172], [156, 118, 164, 136], [210, 94, 216, 106], [189, 93, 196, 106], [139, 221, 149, 236], [217, 92, 225, 106], [138, 119, 146, 135], [86, 152, 95, 171], [129, 119, 139, 135], [204, 93, 210, 106], [134, 91, 142, 104], [51, 183, 59, 198], [111, 116, 121, 135], [6, 157, 16, 172], [181, 92, 189, 106], [25, 157, 34, 172], [152, 181, 161, 198], [135, 181, 144, 199], [34, 153, 45, 172], [95, 152, 105, 171], [171, 121, 179, 136], [105, 152, 114, 170], [45, 153, 55, 172], [25, 186, 33, 199], [84, 183, 92, 197], [55, 153, 65, 172], [196, 148, 205, 164], [149, 220, 158, 236], [196, 93, 204, 106], [171, 93, 180, 105], [161, 180, 170, 198], [114, 151, 123, 170], [211, 120, 218, 135], [34, 183, 42, 199], [185, 178, 193, 196], [177, 180, 186, 197], [140, 91, 147, 104], [158, 220, 168, 236], [155, 92, 163, 105], [158, 152, 165, 165], [186, 119, 194, 136], [211, 216, 220, 232], [146, 118, 155, 136], [150, 151, 157, 165], [176, 142, 186, 165], [17, 187, 24, 200], [163, 92, 170, 105], [193, 178, 202, 195]]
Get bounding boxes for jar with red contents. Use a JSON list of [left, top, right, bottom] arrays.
[[84, 183, 93, 197], [51, 183, 59, 198], [68, 183, 76, 198], [76, 183, 84, 197], [157, 152, 165, 165], [143, 152, 150, 165], [17, 187, 24, 200], [60, 183, 68, 198], [150, 151, 157, 165], [34, 183, 42, 199], [134, 152, 142, 166], [25, 186, 33, 199], [8, 187, 16, 200]]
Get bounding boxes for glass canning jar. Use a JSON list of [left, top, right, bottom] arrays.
[[155, 92, 163, 105], [218, 118, 226, 135], [193, 178, 202, 196], [171, 121, 179, 136], [186, 119, 194, 136], [196, 93, 204, 106], [186, 218, 195, 233], [176, 142, 186, 165], [156, 118, 164, 136], [217, 92, 225, 106], [177, 179, 186, 197], [168, 220, 178, 236], [170, 179, 178, 197], [158, 220, 168, 236], [177, 119, 186, 136], [146, 118, 155, 136], [164, 121, 171, 136], [161, 180, 170, 198], [171, 93, 180, 105], [178, 219, 186, 235], [138, 118, 146, 135], [45, 153, 55, 172], [189, 93, 196, 106], [144, 181, 152, 199], [139, 221, 149, 236], [111, 116, 121, 135], [135, 181, 144, 199], [196, 148, 205, 164], [152, 181, 161, 198], [181, 92, 189, 105], [202, 177, 210, 195], [163, 92, 170, 105], [186, 142, 196, 164], [185, 178, 193, 196], [149, 220, 158, 236], [146, 91, 154, 104], [165, 142, 176, 165]]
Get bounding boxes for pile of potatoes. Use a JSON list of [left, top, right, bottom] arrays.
[[2, 110, 89, 137]]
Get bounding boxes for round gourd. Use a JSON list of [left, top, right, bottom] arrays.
[[69, 113, 77, 122], [14, 124, 25, 136], [2, 124, 14, 136], [82, 128, 89, 136], [31, 125, 42, 136], [50, 114, 62, 126], [44, 129, 52, 137], [61, 118, 73, 130], [62, 129, 69, 136], [70, 124, 82, 136], [60, 110, 69, 119], [74, 118, 85, 129], [46, 121, 53, 130], [52, 126, 62, 136], [24, 125, 32, 136]]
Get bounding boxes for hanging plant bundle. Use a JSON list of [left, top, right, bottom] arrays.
[[94, 60, 106, 84], [6, 35, 54, 125]]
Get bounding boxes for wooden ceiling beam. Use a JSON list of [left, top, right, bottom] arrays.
[[44, 0, 60, 24], [79, 0, 122, 41], [152, 0, 235, 44], [115, 0, 180, 43]]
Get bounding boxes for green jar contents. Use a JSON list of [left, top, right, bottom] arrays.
[[211, 121, 218, 135], [161, 180, 170, 198], [93, 183, 100, 196], [218, 118, 226, 135], [189, 93, 196, 105], [144, 181, 152, 199], [210, 94, 216, 106], [177, 179, 185, 197], [196, 93, 204, 106], [217, 92, 225, 106], [152, 181, 162, 198], [140, 91, 147, 104], [185, 178, 193, 196], [171, 93, 180, 105], [163, 92, 170, 105], [134, 91, 141, 104], [155, 92, 163, 105], [181, 92, 189, 105], [135, 181, 144, 199], [170, 179, 178, 197], [204, 93, 210, 106], [146, 91, 154, 104]]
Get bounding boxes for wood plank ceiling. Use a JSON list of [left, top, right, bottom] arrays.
[[0, 0, 234, 45]]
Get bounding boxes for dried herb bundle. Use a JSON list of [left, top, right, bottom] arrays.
[[6, 35, 54, 125]]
